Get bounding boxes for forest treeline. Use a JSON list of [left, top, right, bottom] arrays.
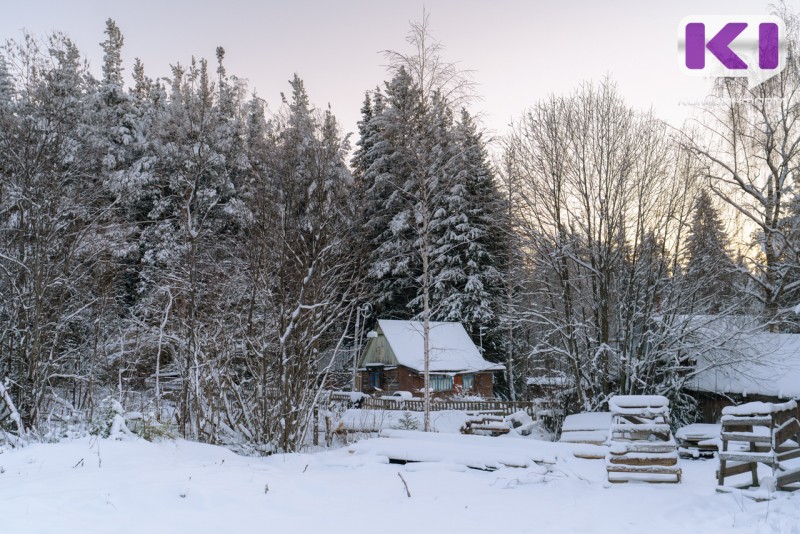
[[2, 11, 800, 450]]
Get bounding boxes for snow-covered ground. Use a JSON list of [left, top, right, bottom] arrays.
[[1, 429, 798, 533]]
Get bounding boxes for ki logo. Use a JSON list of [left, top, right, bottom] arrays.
[[679, 16, 787, 87]]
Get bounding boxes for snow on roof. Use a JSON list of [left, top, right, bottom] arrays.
[[377, 319, 505, 373], [688, 333, 800, 399]]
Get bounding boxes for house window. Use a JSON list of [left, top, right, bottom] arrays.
[[429, 374, 453, 392], [462, 374, 475, 392]]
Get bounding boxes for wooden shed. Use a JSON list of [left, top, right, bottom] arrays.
[[686, 333, 800, 422]]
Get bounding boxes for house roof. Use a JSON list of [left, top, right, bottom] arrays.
[[375, 319, 505, 373], [688, 333, 800, 399]]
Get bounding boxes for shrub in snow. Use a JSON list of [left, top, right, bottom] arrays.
[[90, 398, 135, 440], [134, 414, 175, 442], [122, 401, 175, 442], [393, 411, 420, 431]]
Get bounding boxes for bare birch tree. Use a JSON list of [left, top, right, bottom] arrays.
[[382, 13, 475, 431]]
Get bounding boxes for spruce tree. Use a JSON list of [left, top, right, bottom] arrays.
[[0, 54, 14, 106], [684, 189, 736, 312], [430, 108, 506, 335], [362, 69, 422, 319]]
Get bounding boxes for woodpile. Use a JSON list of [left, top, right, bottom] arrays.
[[605, 395, 681, 483]]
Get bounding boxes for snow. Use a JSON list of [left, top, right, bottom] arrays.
[[689, 333, 800, 399], [560, 412, 611, 445], [608, 395, 669, 410], [1, 434, 799, 533], [722, 400, 798, 416], [675, 424, 721, 440], [349, 429, 557, 469], [559, 430, 610, 445], [561, 412, 612, 432], [376, 319, 505, 373]]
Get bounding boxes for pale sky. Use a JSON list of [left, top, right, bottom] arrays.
[[1, 0, 794, 142]]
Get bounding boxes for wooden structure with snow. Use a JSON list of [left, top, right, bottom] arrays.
[[717, 400, 800, 491], [675, 423, 720, 459], [605, 395, 681, 483], [687, 332, 800, 423], [356, 320, 504, 398], [559, 412, 612, 446]]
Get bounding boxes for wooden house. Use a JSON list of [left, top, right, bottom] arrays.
[[686, 333, 800, 422], [356, 319, 504, 398]]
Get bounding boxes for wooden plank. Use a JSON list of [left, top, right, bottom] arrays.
[[608, 474, 680, 484], [720, 432, 772, 443], [775, 419, 800, 447], [773, 409, 795, 427], [721, 416, 772, 427], [608, 456, 678, 467], [777, 468, 800, 487], [625, 442, 680, 453], [777, 448, 800, 462], [718, 452, 777, 466], [606, 464, 681, 475], [717, 461, 756, 478], [611, 423, 671, 433], [573, 451, 606, 459]]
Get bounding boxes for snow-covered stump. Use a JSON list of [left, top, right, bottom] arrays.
[[605, 395, 681, 483], [717, 400, 800, 492]]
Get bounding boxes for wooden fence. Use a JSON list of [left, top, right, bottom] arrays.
[[328, 393, 546, 417]]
